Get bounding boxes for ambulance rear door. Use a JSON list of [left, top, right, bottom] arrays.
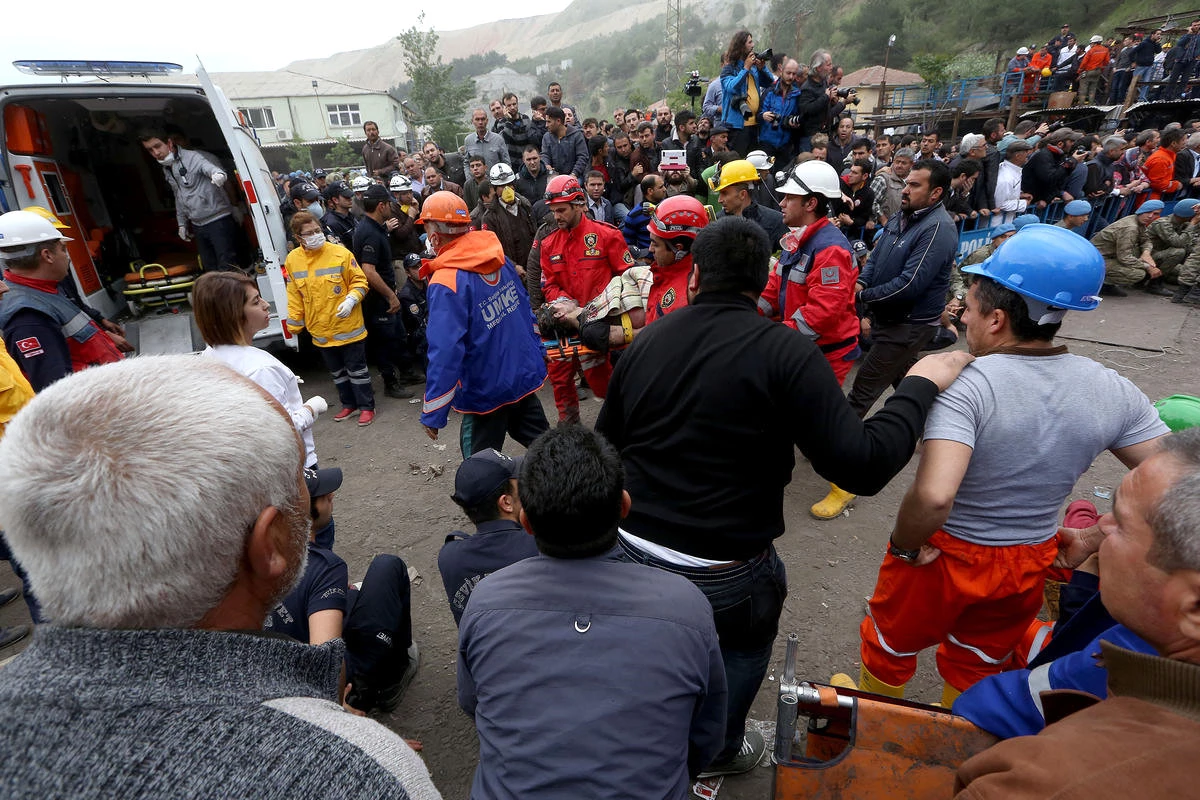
[[196, 63, 296, 349]]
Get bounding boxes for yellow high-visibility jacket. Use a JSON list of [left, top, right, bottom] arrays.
[[284, 243, 369, 347]]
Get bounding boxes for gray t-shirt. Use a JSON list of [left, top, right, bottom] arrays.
[[924, 351, 1166, 546]]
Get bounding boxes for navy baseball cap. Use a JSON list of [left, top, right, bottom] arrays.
[[451, 449, 522, 508], [323, 181, 354, 201], [290, 182, 320, 201], [304, 467, 343, 498]]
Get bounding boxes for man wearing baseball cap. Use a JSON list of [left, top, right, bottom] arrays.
[[438, 449, 537, 626], [1091, 199, 1167, 296], [321, 181, 358, 246], [265, 465, 421, 714]]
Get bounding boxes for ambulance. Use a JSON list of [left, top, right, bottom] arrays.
[[0, 60, 295, 353]]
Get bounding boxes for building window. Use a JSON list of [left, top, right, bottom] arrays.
[[237, 107, 275, 129], [327, 103, 361, 128]]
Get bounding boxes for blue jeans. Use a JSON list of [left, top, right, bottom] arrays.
[[618, 540, 788, 761], [1133, 65, 1156, 100]]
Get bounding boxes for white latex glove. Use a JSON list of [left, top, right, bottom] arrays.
[[211, 171, 228, 187], [304, 395, 328, 417], [178, 225, 191, 242], [335, 295, 359, 319]]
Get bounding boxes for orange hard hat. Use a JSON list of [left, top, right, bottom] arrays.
[[417, 191, 470, 226]]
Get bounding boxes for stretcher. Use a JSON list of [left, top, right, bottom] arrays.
[[541, 335, 602, 362], [121, 261, 199, 314], [773, 634, 997, 799]]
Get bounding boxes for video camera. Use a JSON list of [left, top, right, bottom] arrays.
[[684, 70, 704, 98]]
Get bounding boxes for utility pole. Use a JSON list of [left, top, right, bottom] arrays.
[[665, 0, 683, 100]]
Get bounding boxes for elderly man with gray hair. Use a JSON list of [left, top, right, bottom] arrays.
[[0, 356, 442, 799]]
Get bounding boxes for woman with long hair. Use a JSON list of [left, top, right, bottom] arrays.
[[719, 29, 776, 157], [194, 271, 326, 467]]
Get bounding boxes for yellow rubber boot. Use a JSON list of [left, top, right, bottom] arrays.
[[859, 664, 906, 698], [829, 673, 858, 689], [810, 484, 856, 520], [940, 682, 963, 708]]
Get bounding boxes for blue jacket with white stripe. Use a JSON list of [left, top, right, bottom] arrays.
[[857, 201, 957, 325], [420, 230, 546, 430], [952, 623, 1155, 739]]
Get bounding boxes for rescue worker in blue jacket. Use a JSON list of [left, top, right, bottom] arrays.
[[417, 192, 549, 457]]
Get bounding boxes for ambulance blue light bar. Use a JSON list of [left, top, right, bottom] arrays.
[[12, 61, 184, 78]]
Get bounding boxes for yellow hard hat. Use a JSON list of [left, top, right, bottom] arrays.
[[1041, 67, 1052, 77], [708, 159, 760, 192], [22, 205, 70, 229]]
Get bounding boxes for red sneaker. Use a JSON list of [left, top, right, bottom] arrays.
[[357, 409, 376, 427], [333, 407, 358, 422]]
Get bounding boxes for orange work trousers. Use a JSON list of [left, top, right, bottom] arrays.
[[547, 353, 611, 423], [859, 529, 1058, 692]]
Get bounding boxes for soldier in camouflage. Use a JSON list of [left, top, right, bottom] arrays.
[[1091, 200, 1167, 296]]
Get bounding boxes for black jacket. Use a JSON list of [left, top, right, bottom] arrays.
[[595, 292, 937, 559], [794, 76, 832, 138], [1022, 146, 1072, 204], [514, 165, 550, 204], [720, 201, 788, 249]]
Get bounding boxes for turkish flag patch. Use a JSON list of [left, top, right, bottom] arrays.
[[15, 337, 44, 357]]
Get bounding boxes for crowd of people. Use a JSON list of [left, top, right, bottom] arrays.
[[0, 22, 1200, 800], [1005, 19, 1200, 106]]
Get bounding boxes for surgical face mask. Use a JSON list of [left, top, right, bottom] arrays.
[[156, 153, 176, 165], [301, 232, 326, 250], [306, 202, 324, 218], [500, 186, 516, 205]]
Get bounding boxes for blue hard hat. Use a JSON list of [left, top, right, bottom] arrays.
[[1013, 213, 1041, 229], [1172, 198, 1199, 218], [1063, 200, 1091, 216], [1135, 199, 1164, 215], [962, 223, 1103, 313]]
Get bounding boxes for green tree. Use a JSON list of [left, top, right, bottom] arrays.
[[627, 88, 651, 111], [285, 137, 312, 172], [911, 54, 956, 89], [326, 136, 358, 169], [396, 14, 476, 150]]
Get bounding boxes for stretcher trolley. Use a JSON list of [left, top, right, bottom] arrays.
[[772, 634, 998, 799]]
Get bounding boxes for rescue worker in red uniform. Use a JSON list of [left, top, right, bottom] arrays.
[[757, 160, 861, 520], [0, 211, 124, 391], [539, 175, 634, 423], [645, 195, 708, 323], [758, 160, 860, 381]]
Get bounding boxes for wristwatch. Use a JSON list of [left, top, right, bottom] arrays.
[[888, 538, 921, 563]]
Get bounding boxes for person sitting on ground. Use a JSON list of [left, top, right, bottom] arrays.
[[438, 449, 538, 626], [457, 425, 727, 799], [195, 271, 327, 468], [0, 355, 441, 799], [265, 466, 420, 714]]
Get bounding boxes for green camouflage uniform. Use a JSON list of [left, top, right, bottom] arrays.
[[952, 241, 996, 296], [1091, 215, 1154, 286], [1148, 215, 1196, 277]]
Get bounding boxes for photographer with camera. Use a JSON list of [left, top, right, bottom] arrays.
[[719, 30, 776, 158], [758, 57, 804, 165], [794, 49, 836, 154]]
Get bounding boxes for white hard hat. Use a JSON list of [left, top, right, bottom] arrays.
[[488, 162, 516, 186], [0, 210, 73, 261], [1089, 35, 1103, 44], [746, 150, 775, 171], [1017, 46, 1030, 55], [351, 176, 371, 192], [389, 174, 413, 192], [776, 160, 843, 199]]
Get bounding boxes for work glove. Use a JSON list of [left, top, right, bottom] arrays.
[[336, 295, 359, 319], [178, 225, 191, 242], [304, 395, 328, 417], [211, 171, 228, 187]]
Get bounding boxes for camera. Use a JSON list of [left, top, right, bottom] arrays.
[[738, 99, 754, 120], [836, 87, 861, 106], [684, 70, 704, 98], [753, 48, 774, 64]]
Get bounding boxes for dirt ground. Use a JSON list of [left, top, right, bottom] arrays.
[[3, 294, 1199, 799]]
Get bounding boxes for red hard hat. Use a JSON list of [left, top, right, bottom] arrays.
[[544, 174, 585, 205], [647, 195, 709, 241]]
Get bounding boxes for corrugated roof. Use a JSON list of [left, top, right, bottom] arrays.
[[842, 65, 924, 88]]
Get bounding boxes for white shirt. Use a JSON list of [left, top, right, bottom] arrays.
[[994, 159, 1028, 214], [204, 345, 318, 467]]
